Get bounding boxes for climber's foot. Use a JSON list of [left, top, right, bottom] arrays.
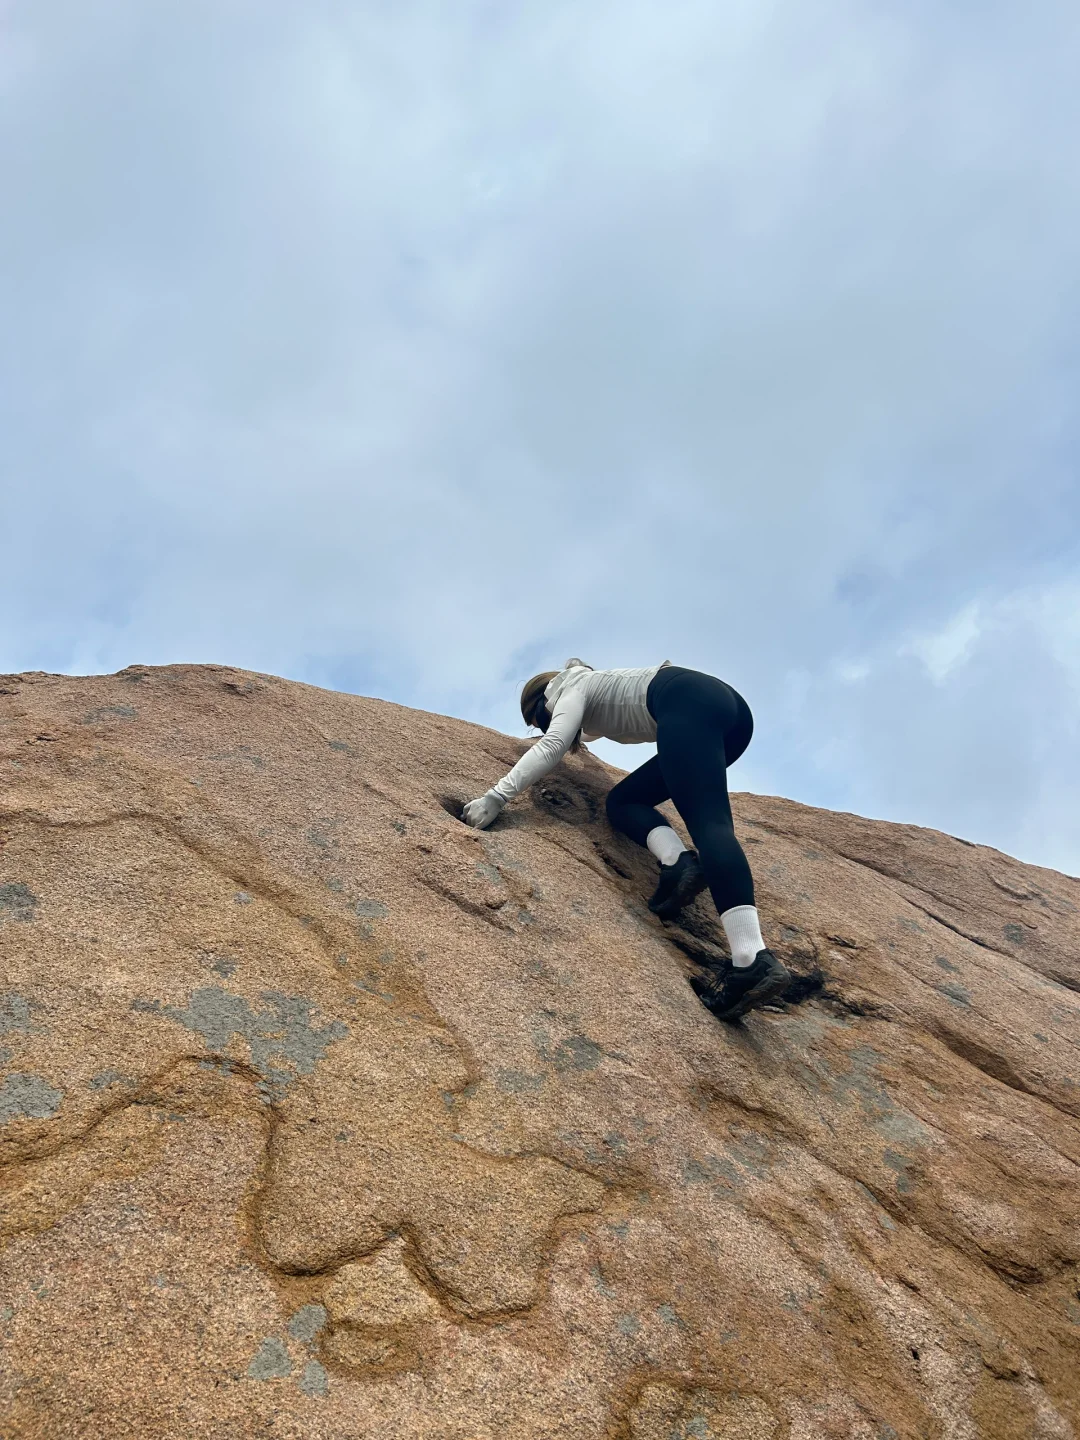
[[691, 950, 792, 1023], [648, 850, 708, 919]]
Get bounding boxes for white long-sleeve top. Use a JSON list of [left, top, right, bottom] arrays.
[[489, 659, 670, 805]]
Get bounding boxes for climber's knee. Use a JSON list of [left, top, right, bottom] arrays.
[[605, 783, 632, 833]]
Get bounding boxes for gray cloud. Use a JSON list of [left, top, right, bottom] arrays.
[[1, 0, 1078, 873]]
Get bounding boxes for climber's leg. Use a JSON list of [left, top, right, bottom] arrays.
[[605, 758, 708, 918], [648, 668, 755, 918], [646, 667, 790, 1014], [605, 755, 670, 846]]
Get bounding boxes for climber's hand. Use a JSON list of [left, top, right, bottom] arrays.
[[462, 794, 505, 829]]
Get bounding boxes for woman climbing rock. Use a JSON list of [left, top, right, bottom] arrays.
[[462, 659, 790, 1022]]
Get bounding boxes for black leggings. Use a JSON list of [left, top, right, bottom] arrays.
[[605, 667, 755, 914]]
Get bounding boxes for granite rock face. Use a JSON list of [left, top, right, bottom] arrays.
[[0, 664, 1077, 1439]]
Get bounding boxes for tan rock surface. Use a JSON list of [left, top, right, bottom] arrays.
[[0, 662, 1077, 1439]]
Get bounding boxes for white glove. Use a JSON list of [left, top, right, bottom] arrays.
[[462, 793, 505, 829]]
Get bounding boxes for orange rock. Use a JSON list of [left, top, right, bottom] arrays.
[[0, 664, 1077, 1438]]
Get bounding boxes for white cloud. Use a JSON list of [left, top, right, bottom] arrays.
[[1, 0, 1078, 874], [905, 603, 982, 684]]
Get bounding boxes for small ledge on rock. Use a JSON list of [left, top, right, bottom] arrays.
[[324, 1238, 441, 1327]]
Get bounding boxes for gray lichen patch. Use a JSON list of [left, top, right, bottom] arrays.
[[882, 1148, 916, 1194], [200, 953, 237, 978], [679, 1154, 742, 1191], [82, 704, 137, 724], [246, 1337, 292, 1380], [0, 994, 34, 1034], [550, 1033, 604, 1072], [354, 898, 389, 919], [939, 981, 972, 1007], [591, 1265, 616, 1299], [88, 1069, 136, 1092], [0, 885, 38, 923], [134, 986, 347, 1088], [286, 1304, 327, 1343], [495, 1068, 545, 1094], [0, 1073, 63, 1125], [299, 1359, 329, 1398], [831, 1045, 933, 1152]]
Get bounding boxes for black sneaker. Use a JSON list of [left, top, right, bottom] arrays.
[[691, 949, 792, 1022], [648, 850, 708, 919]]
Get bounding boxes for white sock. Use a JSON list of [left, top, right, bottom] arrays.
[[646, 825, 687, 868], [721, 905, 765, 968]]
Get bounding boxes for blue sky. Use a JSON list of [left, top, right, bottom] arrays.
[[2, 0, 1078, 875]]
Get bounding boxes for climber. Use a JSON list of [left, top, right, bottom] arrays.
[[462, 660, 790, 1022]]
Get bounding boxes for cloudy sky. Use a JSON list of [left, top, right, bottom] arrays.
[[2, 0, 1078, 875]]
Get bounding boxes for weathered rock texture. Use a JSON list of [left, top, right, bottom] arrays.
[[0, 664, 1077, 1439]]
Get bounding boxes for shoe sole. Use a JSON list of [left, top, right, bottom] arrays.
[[715, 963, 792, 1023], [649, 866, 709, 920]]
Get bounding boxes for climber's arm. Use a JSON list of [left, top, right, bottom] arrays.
[[462, 684, 587, 828]]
